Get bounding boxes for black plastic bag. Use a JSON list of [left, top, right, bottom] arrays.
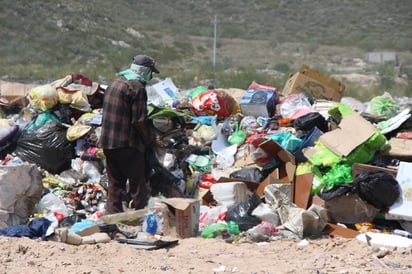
[[294, 126, 324, 163], [14, 122, 75, 174], [145, 147, 184, 198], [293, 112, 328, 132], [319, 183, 354, 201], [353, 171, 401, 210], [59, 212, 87, 227], [229, 167, 265, 183], [225, 192, 262, 231]]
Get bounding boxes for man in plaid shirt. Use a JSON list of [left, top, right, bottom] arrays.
[[99, 55, 159, 214]]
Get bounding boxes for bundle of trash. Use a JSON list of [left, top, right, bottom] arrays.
[[0, 64, 411, 247]]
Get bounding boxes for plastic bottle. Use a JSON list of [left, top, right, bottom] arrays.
[[144, 213, 158, 234], [393, 229, 412, 238]]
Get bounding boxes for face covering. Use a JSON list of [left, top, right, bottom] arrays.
[[117, 63, 152, 83]]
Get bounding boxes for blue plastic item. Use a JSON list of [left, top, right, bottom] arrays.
[[145, 213, 158, 234], [294, 127, 324, 163], [68, 219, 96, 234]]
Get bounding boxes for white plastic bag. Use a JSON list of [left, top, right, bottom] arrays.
[[35, 192, 72, 217], [0, 164, 44, 229]]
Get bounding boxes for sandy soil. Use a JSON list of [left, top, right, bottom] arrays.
[[0, 233, 411, 274]]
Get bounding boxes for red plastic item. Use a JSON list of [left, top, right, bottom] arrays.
[[199, 173, 217, 189], [278, 117, 293, 126], [53, 212, 65, 222]]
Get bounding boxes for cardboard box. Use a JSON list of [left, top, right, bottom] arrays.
[[0, 81, 33, 107], [294, 173, 314, 209], [239, 83, 277, 117], [282, 64, 345, 102], [163, 198, 200, 238], [256, 139, 296, 201]]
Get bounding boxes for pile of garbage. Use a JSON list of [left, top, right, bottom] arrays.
[[0, 64, 411, 248]]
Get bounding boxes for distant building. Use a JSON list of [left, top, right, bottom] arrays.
[[365, 51, 398, 65]]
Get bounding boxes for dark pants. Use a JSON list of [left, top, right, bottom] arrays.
[[103, 147, 148, 214]]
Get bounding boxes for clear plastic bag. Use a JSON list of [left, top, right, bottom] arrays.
[[279, 93, 312, 118]]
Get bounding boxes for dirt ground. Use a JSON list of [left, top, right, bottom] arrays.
[[0, 232, 411, 274]]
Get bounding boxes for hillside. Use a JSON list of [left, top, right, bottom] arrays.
[[0, 0, 411, 97]]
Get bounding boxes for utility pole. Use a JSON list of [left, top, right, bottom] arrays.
[[212, 14, 217, 87]]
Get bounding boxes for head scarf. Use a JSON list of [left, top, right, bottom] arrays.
[[117, 63, 152, 83]]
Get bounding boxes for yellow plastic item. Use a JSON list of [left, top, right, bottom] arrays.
[[28, 84, 59, 111]]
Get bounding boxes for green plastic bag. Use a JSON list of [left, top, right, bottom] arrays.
[[320, 164, 353, 191], [27, 110, 61, 131], [269, 131, 302, 152], [328, 103, 353, 119], [366, 92, 397, 119], [201, 222, 228, 238], [228, 122, 246, 145], [227, 221, 240, 235], [307, 141, 341, 167], [188, 85, 208, 99], [344, 131, 388, 165]]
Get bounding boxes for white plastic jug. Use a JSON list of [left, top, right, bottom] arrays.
[[210, 182, 248, 207]]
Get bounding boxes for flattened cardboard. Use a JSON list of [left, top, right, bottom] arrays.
[[352, 163, 397, 178], [382, 138, 412, 159], [0, 81, 33, 96], [323, 223, 360, 238], [163, 198, 200, 238], [310, 195, 325, 207], [294, 173, 314, 209], [282, 64, 345, 102], [319, 112, 376, 157]]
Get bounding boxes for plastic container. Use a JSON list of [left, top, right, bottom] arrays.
[[393, 229, 412, 238], [143, 213, 158, 234], [210, 182, 248, 207]]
